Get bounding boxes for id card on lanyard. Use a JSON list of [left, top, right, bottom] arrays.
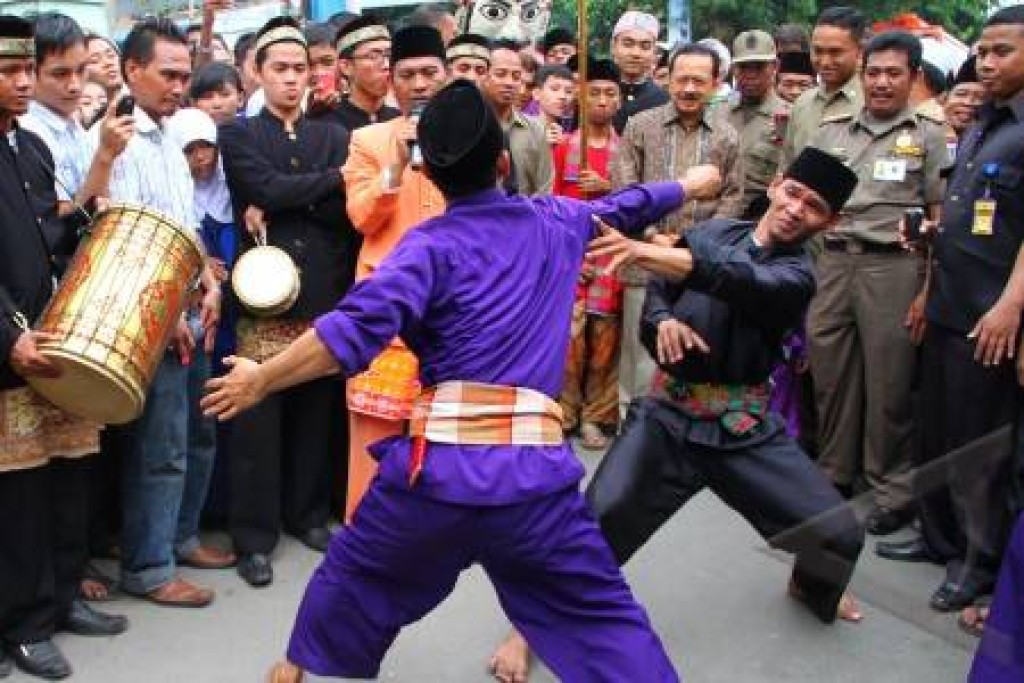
[[972, 163, 1001, 237]]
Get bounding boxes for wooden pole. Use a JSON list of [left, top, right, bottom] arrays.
[[576, 0, 589, 173]]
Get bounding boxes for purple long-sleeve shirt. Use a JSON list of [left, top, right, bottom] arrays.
[[315, 182, 684, 505]]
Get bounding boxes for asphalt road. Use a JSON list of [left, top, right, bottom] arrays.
[[9, 445, 978, 682]]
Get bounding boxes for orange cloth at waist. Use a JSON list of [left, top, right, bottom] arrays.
[[406, 381, 565, 484], [0, 386, 99, 472]]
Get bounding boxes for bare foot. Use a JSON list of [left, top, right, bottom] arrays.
[[488, 630, 531, 683], [787, 579, 863, 623], [837, 593, 863, 622], [267, 661, 304, 683], [80, 578, 110, 601]]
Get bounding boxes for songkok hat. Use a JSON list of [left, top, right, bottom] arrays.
[[613, 11, 658, 40], [255, 17, 306, 57], [419, 79, 503, 186], [732, 30, 776, 64], [0, 15, 34, 58], [335, 14, 389, 55], [567, 55, 620, 84], [778, 50, 814, 76], [167, 108, 217, 150], [541, 27, 575, 54], [447, 33, 491, 64], [783, 147, 858, 213], [951, 55, 978, 87], [391, 25, 445, 65]]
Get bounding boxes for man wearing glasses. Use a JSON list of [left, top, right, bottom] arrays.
[[334, 15, 399, 131]]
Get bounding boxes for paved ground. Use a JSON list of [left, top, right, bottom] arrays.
[[10, 445, 978, 682]]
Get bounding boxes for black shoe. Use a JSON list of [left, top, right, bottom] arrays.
[[7, 640, 71, 680], [0, 649, 11, 678], [866, 507, 912, 536], [60, 599, 129, 637], [875, 537, 940, 564], [296, 526, 332, 553], [238, 553, 273, 588], [930, 581, 982, 612]]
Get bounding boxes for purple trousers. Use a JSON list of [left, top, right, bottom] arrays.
[[969, 513, 1024, 682], [287, 481, 679, 681]]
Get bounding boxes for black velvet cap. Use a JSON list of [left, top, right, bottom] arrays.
[[542, 27, 575, 53], [778, 50, 814, 77], [419, 79, 503, 180], [391, 25, 445, 65], [951, 55, 978, 87], [783, 147, 858, 213], [0, 15, 34, 58]]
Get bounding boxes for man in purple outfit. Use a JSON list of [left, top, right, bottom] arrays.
[[203, 80, 721, 681]]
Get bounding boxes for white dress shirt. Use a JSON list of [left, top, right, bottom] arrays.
[[21, 101, 91, 201]]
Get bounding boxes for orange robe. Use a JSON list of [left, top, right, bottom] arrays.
[[341, 117, 445, 522]]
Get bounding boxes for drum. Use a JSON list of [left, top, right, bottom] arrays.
[[231, 230, 300, 317], [27, 204, 204, 424]]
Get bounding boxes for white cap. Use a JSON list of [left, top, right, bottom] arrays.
[[613, 11, 659, 40], [696, 37, 731, 78], [166, 107, 217, 150]]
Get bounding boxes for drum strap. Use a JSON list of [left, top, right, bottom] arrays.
[[0, 286, 28, 332]]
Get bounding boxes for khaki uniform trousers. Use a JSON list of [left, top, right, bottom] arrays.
[[807, 248, 920, 511]]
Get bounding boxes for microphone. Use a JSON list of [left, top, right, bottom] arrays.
[[408, 101, 426, 170]]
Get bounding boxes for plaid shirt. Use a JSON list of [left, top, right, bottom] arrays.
[[611, 101, 745, 237]]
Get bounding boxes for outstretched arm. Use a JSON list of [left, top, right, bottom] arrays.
[[203, 232, 438, 420]]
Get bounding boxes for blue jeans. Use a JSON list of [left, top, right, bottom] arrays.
[[175, 315, 217, 557], [121, 314, 217, 593]]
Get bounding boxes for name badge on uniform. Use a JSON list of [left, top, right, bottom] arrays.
[[874, 159, 906, 182], [973, 199, 996, 236]]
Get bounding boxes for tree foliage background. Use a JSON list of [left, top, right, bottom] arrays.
[[550, 0, 994, 56]]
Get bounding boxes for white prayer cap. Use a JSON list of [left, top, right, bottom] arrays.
[[697, 37, 731, 78], [166, 107, 217, 150], [613, 11, 659, 40]]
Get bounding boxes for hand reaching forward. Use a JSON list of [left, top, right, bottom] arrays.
[[201, 356, 265, 421]]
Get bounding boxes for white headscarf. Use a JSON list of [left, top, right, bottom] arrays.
[[166, 108, 234, 225]]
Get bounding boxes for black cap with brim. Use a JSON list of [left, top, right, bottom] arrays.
[[419, 79, 503, 186], [392, 25, 445, 65], [784, 147, 858, 213], [0, 15, 34, 58], [778, 50, 814, 77]]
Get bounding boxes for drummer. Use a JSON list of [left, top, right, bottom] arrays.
[[0, 15, 127, 679]]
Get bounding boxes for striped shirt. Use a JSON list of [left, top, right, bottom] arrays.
[[90, 105, 198, 232], [21, 101, 91, 201]]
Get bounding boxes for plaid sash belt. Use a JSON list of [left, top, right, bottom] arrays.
[[657, 375, 770, 437], [406, 381, 564, 485]]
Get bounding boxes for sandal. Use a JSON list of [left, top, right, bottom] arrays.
[[579, 423, 609, 450], [131, 578, 214, 608], [958, 596, 992, 638]]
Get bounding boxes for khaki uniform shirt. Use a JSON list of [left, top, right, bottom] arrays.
[[725, 92, 789, 211], [781, 75, 863, 169], [612, 101, 744, 237], [809, 107, 949, 244], [504, 109, 554, 197]]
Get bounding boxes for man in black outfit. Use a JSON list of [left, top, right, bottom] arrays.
[[219, 17, 357, 588], [0, 15, 126, 681]]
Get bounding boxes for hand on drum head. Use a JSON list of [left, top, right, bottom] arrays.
[[202, 356, 265, 421], [10, 331, 62, 379]]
